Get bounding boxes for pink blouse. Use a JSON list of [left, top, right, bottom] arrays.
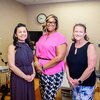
[[36, 32, 67, 75]]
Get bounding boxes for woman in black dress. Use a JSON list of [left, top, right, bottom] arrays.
[[66, 24, 97, 100], [8, 23, 35, 100]]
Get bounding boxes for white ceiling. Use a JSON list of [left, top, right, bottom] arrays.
[[16, 0, 98, 5]]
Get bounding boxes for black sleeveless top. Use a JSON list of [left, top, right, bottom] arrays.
[[67, 42, 96, 86]]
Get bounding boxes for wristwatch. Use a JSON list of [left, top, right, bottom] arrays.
[[78, 78, 83, 84]]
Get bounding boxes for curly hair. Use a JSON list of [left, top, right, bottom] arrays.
[[42, 14, 58, 32]]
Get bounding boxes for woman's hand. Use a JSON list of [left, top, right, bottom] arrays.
[[35, 63, 43, 73], [24, 75, 33, 82], [67, 76, 76, 87], [24, 73, 36, 82], [73, 79, 80, 86], [30, 73, 36, 82]]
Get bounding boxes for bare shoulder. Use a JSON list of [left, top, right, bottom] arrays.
[[87, 43, 97, 56], [88, 43, 95, 50], [8, 44, 15, 52]]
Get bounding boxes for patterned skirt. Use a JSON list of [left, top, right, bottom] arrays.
[[38, 71, 64, 100], [72, 85, 95, 100]]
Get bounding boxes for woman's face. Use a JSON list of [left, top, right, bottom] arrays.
[[46, 17, 56, 33], [73, 26, 86, 41], [15, 26, 27, 42]]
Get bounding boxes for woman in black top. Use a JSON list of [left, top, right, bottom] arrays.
[[66, 24, 97, 100]]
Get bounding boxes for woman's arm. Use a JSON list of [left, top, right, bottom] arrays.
[[65, 44, 75, 87], [77, 44, 97, 82], [30, 62, 36, 81], [65, 44, 70, 78], [43, 43, 67, 70], [34, 54, 39, 62], [34, 54, 43, 73], [34, 43, 67, 72], [32, 62, 36, 76], [8, 44, 32, 82]]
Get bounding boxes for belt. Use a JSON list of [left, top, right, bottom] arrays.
[[37, 57, 51, 60]]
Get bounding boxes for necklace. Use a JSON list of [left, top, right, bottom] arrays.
[[74, 48, 78, 55]]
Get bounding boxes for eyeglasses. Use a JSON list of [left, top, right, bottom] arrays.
[[47, 21, 56, 25]]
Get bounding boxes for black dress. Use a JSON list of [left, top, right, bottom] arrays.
[[10, 42, 35, 100], [67, 42, 96, 86]]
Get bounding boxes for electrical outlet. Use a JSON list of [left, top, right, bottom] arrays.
[[0, 52, 2, 55]]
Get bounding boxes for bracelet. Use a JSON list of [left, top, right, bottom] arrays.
[[41, 66, 45, 71], [34, 61, 39, 64]]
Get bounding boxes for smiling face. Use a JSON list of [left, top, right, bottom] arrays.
[[73, 25, 86, 41], [46, 17, 57, 33], [15, 26, 28, 42]]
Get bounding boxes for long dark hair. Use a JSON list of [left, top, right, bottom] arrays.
[[72, 23, 89, 42], [13, 23, 34, 50]]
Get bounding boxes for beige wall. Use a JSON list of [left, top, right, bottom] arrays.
[[26, 1, 100, 69], [0, 0, 27, 65], [0, 0, 100, 69]]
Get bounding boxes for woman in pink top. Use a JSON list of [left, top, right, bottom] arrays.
[[34, 15, 67, 100]]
